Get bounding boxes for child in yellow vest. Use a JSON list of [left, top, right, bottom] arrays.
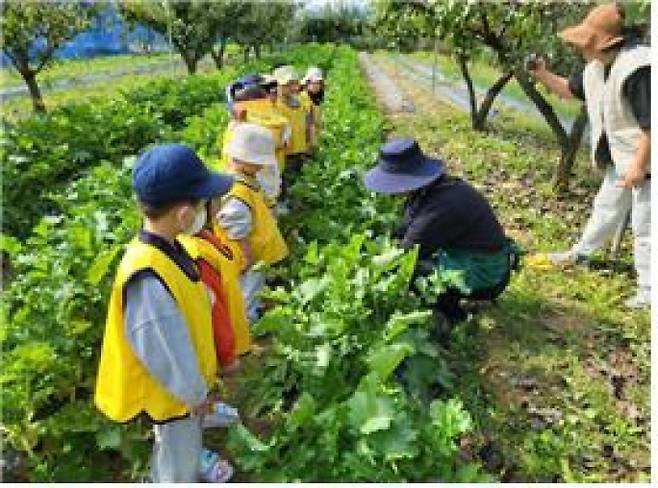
[[301, 66, 325, 149], [273, 66, 309, 184], [217, 123, 289, 322], [94, 144, 234, 482], [219, 84, 291, 207]]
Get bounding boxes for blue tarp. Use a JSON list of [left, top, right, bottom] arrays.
[[1, 5, 168, 66]]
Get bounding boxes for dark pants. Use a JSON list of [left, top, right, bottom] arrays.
[[280, 154, 306, 199], [414, 258, 512, 325], [435, 277, 509, 324]]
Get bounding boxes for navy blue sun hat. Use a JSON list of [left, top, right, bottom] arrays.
[[226, 74, 265, 112], [228, 74, 264, 100], [363, 138, 444, 194], [133, 144, 233, 205]]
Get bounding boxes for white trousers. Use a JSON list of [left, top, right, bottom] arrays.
[[150, 414, 202, 482], [240, 269, 265, 323], [572, 164, 651, 293]]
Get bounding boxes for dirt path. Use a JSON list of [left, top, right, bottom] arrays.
[[358, 52, 414, 113]]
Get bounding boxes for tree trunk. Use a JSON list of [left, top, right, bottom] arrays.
[[21, 70, 46, 113], [254, 44, 261, 58], [243, 47, 249, 63], [456, 53, 478, 128], [181, 53, 198, 74], [514, 69, 568, 148], [473, 71, 513, 130], [552, 105, 588, 191], [211, 40, 226, 70]]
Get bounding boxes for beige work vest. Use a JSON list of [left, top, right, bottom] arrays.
[[583, 45, 650, 171]]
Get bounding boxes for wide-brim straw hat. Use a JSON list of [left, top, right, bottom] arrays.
[[558, 3, 625, 52]]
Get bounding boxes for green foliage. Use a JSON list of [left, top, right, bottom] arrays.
[[372, 0, 432, 50], [120, 62, 264, 129], [1, 44, 337, 482], [229, 236, 480, 480], [1, 59, 273, 239], [232, 1, 298, 52], [120, 0, 224, 74], [297, 2, 369, 44], [1, 160, 141, 481], [225, 47, 487, 482], [1, 101, 169, 238], [120, 0, 298, 72]]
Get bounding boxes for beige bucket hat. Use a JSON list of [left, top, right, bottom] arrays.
[[225, 123, 277, 166]]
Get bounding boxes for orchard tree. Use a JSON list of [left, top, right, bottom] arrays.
[[298, 1, 369, 44], [385, 1, 591, 189], [373, 0, 430, 51], [415, 0, 649, 189], [0, 1, 102, 113], [121, 0, 221, 74], [374, 0, 510, 127], [234, 1, 298, 62], [207, 0, 247, 70]]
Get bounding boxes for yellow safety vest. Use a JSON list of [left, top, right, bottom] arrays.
[[220, 102, 289, 171], [178, 233, 252, 356], [95, 237, 217, 423], [275, 95, 308, 155], [225, 176, 289, 265]]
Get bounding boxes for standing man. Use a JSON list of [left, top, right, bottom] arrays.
[[530, 3, 651, 309]]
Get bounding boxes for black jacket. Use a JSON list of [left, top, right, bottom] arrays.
[[395, 176, 506, 260]]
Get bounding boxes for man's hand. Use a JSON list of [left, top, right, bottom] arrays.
[[527, 55, 547, 78], [526, 57, 574, 99], [618, 164, 648, 188], [619, 130, 651, 188]]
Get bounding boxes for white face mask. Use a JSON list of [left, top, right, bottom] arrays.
[[184, 206, 207, 235]]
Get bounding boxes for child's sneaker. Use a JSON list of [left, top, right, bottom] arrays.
[[202, 401, 240, 429], [199, 448, 234, 482]]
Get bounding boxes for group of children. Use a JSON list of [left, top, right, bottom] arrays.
[[94, 65, 325, 482]]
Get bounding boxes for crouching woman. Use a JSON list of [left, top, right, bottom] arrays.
[[363, 138, 521, 324]]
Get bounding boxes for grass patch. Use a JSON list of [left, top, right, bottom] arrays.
[[0, 52, 172, 89]]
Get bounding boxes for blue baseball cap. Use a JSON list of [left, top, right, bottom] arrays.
[[132, 144, 233, 205], [363, 138, 444, 194]]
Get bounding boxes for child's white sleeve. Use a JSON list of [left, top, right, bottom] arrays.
[[217, 197, 253, 240], [124, 273, 208, 408]]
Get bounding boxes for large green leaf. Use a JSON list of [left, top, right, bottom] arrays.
[[87, 244, 122, 285], [348, 374, 395, 435], [367, 342, 414, 380]]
